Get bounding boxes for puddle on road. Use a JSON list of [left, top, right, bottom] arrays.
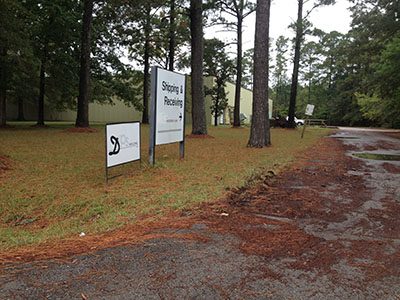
[[330, 136, 360, 139], [353, 153, 400, 161]]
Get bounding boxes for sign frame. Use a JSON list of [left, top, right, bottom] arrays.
[[149, 66, 186, 166], [105, 121, 141, 182]]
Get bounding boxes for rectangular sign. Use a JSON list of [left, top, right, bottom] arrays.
[[305, 104, 315, 116], [154, 68, 186, 145], [106, 122, 140, 168]]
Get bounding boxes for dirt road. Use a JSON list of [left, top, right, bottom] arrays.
[[1, 129, 399, 299]]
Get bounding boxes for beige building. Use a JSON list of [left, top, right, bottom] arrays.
[[6, 76, 272, 125], [216, 80, 273, 125]]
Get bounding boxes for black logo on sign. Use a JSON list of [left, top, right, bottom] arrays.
[[109, 136, 120, 156]]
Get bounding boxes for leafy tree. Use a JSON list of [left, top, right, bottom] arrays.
[[287, 0, 335, 128], [90, 2, 143, 111], [272, 35, 290, 117], [24, 0, 81, 126], [242, 48, 254, 89], [121, 0, 188, 124], [371, 37, 400, 128], [248, 0, 271, 147], [0, 1, 35, 126], [214, 0, 256, 127], [204, 39, 234, 126], [346, 0, 400, 127]]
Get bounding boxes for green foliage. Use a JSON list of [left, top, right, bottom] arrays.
[[0, 0, 148, 120], [271, 36, 291, 117], [203, 39, 234, 124], [356, 93, 384, 122], [0, 1, 37, 109], [242, 48, 254, 89]]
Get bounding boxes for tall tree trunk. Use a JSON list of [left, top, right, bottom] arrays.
[[214, 97, 219, 126], [263, 0, 271, 146], [37, 51, 47, 126], [233, 13, 243, 127], [142, 5, 151, 124], [190, 0, 207, 135], [168, 0, 176, 71], [75, 0, 94, 128], [248, 0, 271, 147], [0, 89, 5, 126], [0, 47, 7, 127], [288, 0, 303, 128], [17, 97, 25, 121]]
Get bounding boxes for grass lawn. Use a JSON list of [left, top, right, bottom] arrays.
[[0, 123, 329, 251]]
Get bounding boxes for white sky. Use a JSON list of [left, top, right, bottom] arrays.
[[206, 0, 352, 51]]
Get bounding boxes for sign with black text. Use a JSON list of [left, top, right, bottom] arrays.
[[106, 122, 140, 168], [149, 67, 186, 166], [154, 68, 186, 145]]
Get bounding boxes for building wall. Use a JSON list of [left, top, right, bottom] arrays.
[[55, 101, 142, 123], [6, 75, 270, 125], [210, 79, 273, 125]]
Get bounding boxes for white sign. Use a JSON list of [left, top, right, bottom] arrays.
[[154, 68, 186, 145], [305, 104, 315, 116], [106, 122, 140, 168]]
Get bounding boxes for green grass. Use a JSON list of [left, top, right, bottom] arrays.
[[0, 122, 329, 250]]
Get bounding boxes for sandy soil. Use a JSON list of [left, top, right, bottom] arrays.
[[1, 129, 399, 299]]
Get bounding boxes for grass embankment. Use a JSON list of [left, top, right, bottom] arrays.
[[0, 123, 329, 250]]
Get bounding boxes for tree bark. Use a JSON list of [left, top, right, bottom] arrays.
[[233, 11, 243, 127], [0, 90, 5, 126], [142, 5, 151, 124], [248, 0, 271, 147], [263, 0, 271, 146], [37, 52, 47, 126], [214, 97, 219, 126], [288, 0, 303, 128], [75, 0, 94, 128], [17, 97, 25, 121], [168, 0, 176, 71], [0, 47, 7, 127], [190, 0, 207, 135]]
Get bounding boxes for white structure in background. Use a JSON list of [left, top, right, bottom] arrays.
[[210, 80, 273, 125]]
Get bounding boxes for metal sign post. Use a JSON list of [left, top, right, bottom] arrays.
[[301, 118, 308, 139], [149, 66, 186, 166], [149, 67, 157, 166]]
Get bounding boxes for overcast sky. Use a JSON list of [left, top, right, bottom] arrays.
[[205, 0, 353, 51]]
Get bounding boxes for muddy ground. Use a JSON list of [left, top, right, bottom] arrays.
[[1, 129, 400, 299]]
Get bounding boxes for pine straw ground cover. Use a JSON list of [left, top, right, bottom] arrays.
[[0, 123, 328, 251]]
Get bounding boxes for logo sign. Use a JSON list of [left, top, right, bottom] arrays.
[[305, 104, 315, 116], [106, 122, 140, 168], [154, 68, 186, 145]]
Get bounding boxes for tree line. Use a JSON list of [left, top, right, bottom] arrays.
[[0, 0, 273, 147], [0, 0, 398, 150], [273, 0, 400, 129]]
